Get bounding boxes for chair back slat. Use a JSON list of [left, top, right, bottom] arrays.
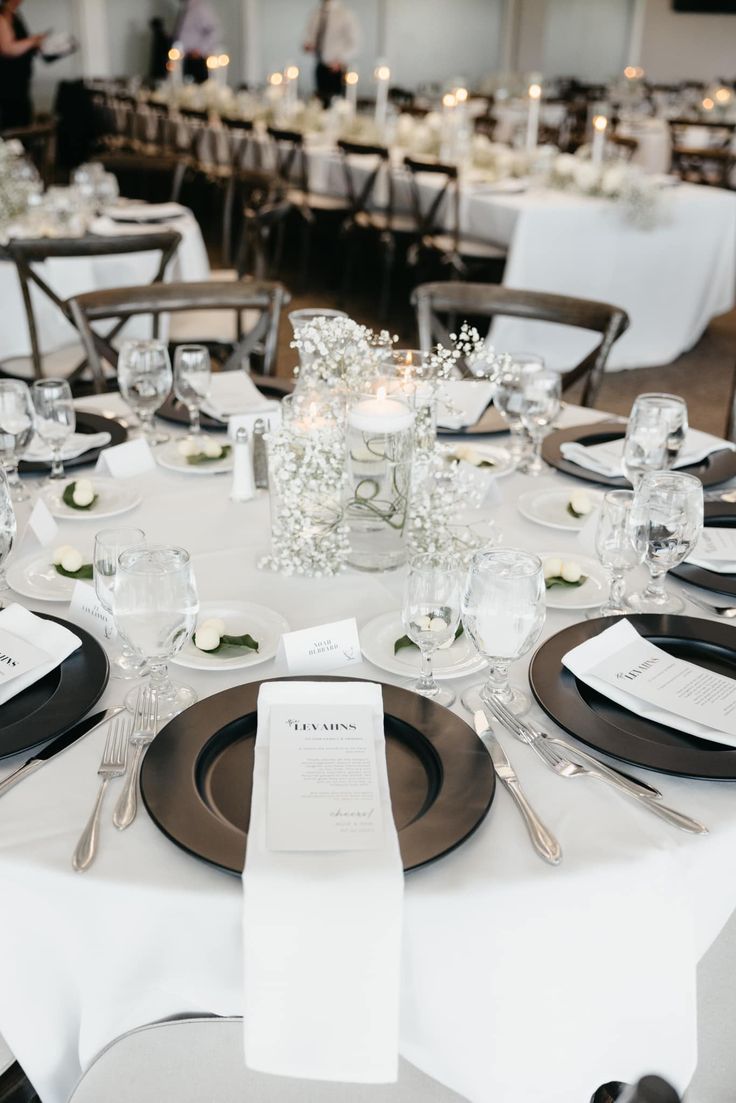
[[403, 157, 460, 247]]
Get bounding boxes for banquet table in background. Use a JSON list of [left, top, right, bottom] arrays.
[[0, 207, 210, 372], [0, 394, 735, 1103]]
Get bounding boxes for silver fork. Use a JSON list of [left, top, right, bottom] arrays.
[[113, 687, 159, 831], [485, 699, 708, 835], [72, 716, 130, 872]]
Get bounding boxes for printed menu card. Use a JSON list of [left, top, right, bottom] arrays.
[[563, 619, 736, 747], [687, 528, 736, 573]]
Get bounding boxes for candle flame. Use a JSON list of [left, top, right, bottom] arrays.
[[715, 87, 731, 104], [269, 72, 283, 86], [528, 83, 542, 101], [285, 65, 299, 81], [593, 114, 608, 132], [206, 55, 219, 70], [702, 96, 714, 110], [168, 47, 181, 62], [375, 64, 391, 82], [346, 71, 359, 86], [442, 92, 457, 109], [219, 53, 230, 67], [455, 87, 468, 103]]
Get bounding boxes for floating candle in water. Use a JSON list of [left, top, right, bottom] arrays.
[[349, 387, 414, 433]]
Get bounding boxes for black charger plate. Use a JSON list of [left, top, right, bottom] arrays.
[[530, 614, 736, 779], [671, 501, 736, 597], [541, 421, 736, 488], [141, 677, 495, 875], [0, 612, 109, 759], [19, 411, 127, 475]]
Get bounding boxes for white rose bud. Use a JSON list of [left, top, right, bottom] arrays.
[[417, 614, 432, 631], [453, 445, 482, 466], [203, 439, 223, 459], [561, 560, 582, 583], [52, 544, 73, 566], [429, 616, 448, 633], [543, 557, 563, 580], [60, 548, 83, 573], [569, 491, 592, 517], [195, 626, 221, 652], [72, 480, 95, 507], [200, 617, 226, 636], [177, 439, 198, 457]]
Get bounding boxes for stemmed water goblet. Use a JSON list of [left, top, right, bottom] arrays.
[[173, 345, 212, 437], [117, 340, 173, 446], [518, 369, 561, 477], [622, 394, 688, 488], [626, 471, 703, 615], [493, 354, 544, 466], [0, 471, 17, 594], [591, 489, 639, 618], [401, 554, 463, 708], [461, 548, 546, 717], [30, 379, 75, 482], [112, 544, 199, 719], [0, 380, 34, 502], [93, 527, 147, 680]]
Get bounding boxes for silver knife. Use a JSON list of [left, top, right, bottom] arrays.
[[0, 707, 123, 799], [474, 711, 562, 865]]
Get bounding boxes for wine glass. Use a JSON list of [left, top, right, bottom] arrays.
[[401, 554, 463, 708], [627, 471, 703, 615], [173, 345, 212, 436], [461, 548, 546, 717], [0, 380, 34, 502], [492, 354, 543, 466], [622, 394, 688, 488], [117, 340, 173, 446], [518, 369, 561, 477], [113, 545, 199, 720], [592, 490, 639, 618], [31, 379, 75, 481], [0, 471, 17, 593], [94, 527, 146, 680]]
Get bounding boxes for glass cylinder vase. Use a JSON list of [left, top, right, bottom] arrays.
[[380, 349, 438, 461], [345, 386, 415, 572]]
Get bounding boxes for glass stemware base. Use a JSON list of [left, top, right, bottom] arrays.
[[461, 682, 531, 718], [123, 677, 197, 720], [411, 679, 456, 708], [110, 649, 147, 681], [626, 587, 685, 615]]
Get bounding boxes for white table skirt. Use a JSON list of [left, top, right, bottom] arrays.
[[0, 208, 210, 365], [0, 395, 735, 1103]]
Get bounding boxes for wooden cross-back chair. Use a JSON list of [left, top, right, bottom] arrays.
[[69, 279, 291, 392], [412, 281, 629, 408], [403, 157, 506, 276], [3, 230, 181, 384]]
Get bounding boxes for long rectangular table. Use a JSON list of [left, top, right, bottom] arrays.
[[0, 395, 734, 1103]]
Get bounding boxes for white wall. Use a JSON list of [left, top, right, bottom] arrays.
[[259, 0, 379, 93], [638, 0, 736, 81], [542, 0, 634, 81], [26, 0, 81, 111], [386, 0, 504, 89]]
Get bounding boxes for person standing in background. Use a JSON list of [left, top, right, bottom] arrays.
[[0, 0, 46, 129], [173, 0, 222, 85], [303, 0, 360, 106]]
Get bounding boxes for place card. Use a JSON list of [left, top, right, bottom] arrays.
[[564, 618, 736, 741], [0, 627, 51, 687], [21, 498, 59, 552], [267, 703, 383, 851], [95, 439, 155, 478], [278, 618, 362, 675], [68, 581, 117, 642]]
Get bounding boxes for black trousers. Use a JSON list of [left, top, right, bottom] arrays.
[[0, 93, 32, 130], [315, 62, 345, 107]]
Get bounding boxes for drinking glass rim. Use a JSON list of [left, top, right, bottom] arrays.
[[94, 527, 146, 549], [407, 551, 462, 573], [636, 470, 702, 491], [470, 547, 543, 577], [117, 544, 191, 575]]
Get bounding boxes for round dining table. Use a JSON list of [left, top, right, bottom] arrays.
[[0, 392, 734, 1103]]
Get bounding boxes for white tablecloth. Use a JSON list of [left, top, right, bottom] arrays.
[[0, 395, 735, 1103], [0, 207, 210, 365]]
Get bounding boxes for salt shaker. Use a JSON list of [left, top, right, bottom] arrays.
[[252, 418, 269, 490], [230, 426, 255, 502]]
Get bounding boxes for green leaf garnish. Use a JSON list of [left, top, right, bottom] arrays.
[[62, 483, 99, 511], [55, 563, 94, 580], [545, 575, 587, 590], [185, 445, 231, 466], [566, 503, 585, 518], [200, 632, 260, 655], [394, 623, 464, 654]]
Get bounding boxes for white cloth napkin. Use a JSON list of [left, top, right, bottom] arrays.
[[242, 680, 403, 1083], [561, 428, 735, 477], [21, 432, 111, 463], [686, 528, 736, 573], [0, 604, 81, 707], [201, 372, 272, 421], [437, 380, 495, 430], [104, 203, 186, 223], [563, 618, 736, 748]]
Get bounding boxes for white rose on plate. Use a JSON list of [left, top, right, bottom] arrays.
[[568, 490, 593, 518], [561, 560, 582, 583], [543, 556, 563, 580], [60, 547, 83, 573], [177, 439, 199, 458], [72, 478, 95, 507], [52, 544, 74, 566], [202, 439, 224, 459], [201, 617, 226, 636], [194, 626, 221, 652]]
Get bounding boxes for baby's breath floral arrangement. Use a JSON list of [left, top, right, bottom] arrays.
[[0, 139, 37, 236], [259, 425, 349, 577], [408, 450, 499, 564], [546, 153, 662, 229], [291, 316, 395, 392]]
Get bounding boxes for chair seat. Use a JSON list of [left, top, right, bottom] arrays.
[[426, 232, 507, 259], [354, 211, 417, 234], [286, 188, 350, 213]]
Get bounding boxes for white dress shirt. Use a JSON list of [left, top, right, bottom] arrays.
[[304, 0, 360, 67], [176, 0, 222, 56]]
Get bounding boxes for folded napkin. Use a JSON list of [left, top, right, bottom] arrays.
[[105, 202, 186, 223], [563, 618, 736, 748], [686, 528, 736, 573], [201, 372, 272, 421], [561, 428, 735, 478], [437, 380, 495, 430], [21, 432, 111, 463], [0, 604, 81, 707], [243, 681, 403, 1083]]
